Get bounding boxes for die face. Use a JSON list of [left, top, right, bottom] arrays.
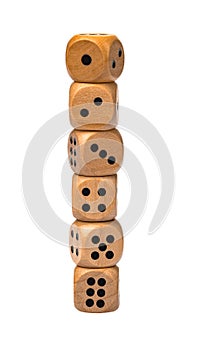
[[66, 34, 124, 82], [109, 39, 124, 80], [72, 175, 117, 221], [69, 82, 118, 130], [68, 132, 78, 169], [68, 129, 123, 176], [69, 220, 124, 268], [74, 266, 119, 313]]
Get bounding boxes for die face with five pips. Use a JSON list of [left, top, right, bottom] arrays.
[[69, 82, 118, 130], [74, 266, 119, 313], [69, 220, 124, 268], [72, 174, 117, 222], [68, 128, 123, 176], [66, 34, 124, 83]]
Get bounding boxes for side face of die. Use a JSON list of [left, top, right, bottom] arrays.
[[66, 34, 124, 82], [72, 174, 117, 222], [74, 266, 119, 313], [69, 220, 124, 268], [69, 82, 118, 130], [68, 129, 123, 176]]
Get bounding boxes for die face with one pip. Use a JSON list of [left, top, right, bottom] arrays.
[[69, 220, 123, 268], [72, 174, 117, 222], [66, 34, 124, 82], [74, 266, 119, 313], [69, 82, 118, 130], [68, 129, 123, 176]]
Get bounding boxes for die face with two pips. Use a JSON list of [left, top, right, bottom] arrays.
[[66, 34, 124, 82], [68, 129, 123, 176], [70, 220, 123, 268], [69, 82, 118, 130], [74, 266, 119, 313], [72, 174, 117, 222]]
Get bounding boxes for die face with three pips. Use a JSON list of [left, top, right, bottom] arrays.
[[66, 33, 124, 313], [68, 128, 123, 176]]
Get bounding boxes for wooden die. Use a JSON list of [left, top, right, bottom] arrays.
[[69, 220, 123, 268], [69, 82, 118, 130], [72, 174, 117, 222], [74, 266, 119, 313], [68, 129, 123, 176], [66, 34, 124, 82]]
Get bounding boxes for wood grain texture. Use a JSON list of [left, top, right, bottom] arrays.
[[72, 174, 117, 222], [69, 82, 118, 130], [68, 129, 123, 176], [69, 220, 123, 268], [74, 266, 119, 313], [66, 34, 124, 82]]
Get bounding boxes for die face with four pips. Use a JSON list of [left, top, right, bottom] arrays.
[[69, 82, 118, 130], [74, 266, 119, 313], [68, 129, 123, 176], [66, 34, 124, 83], [69, 220, 124, 268], [72, 174, 117, 222]]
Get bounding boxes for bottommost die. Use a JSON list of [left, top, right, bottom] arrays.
[[74, 266, 119, 313]]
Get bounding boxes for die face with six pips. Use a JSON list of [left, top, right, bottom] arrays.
[[74, 266, 119, 313]]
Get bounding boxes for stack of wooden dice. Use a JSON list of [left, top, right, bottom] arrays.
[[66, 34, 124, 312]]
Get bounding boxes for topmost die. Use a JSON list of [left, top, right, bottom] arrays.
[[66, 34, 124, 82]]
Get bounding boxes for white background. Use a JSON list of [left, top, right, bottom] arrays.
[[0, 0, 197, 349]]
